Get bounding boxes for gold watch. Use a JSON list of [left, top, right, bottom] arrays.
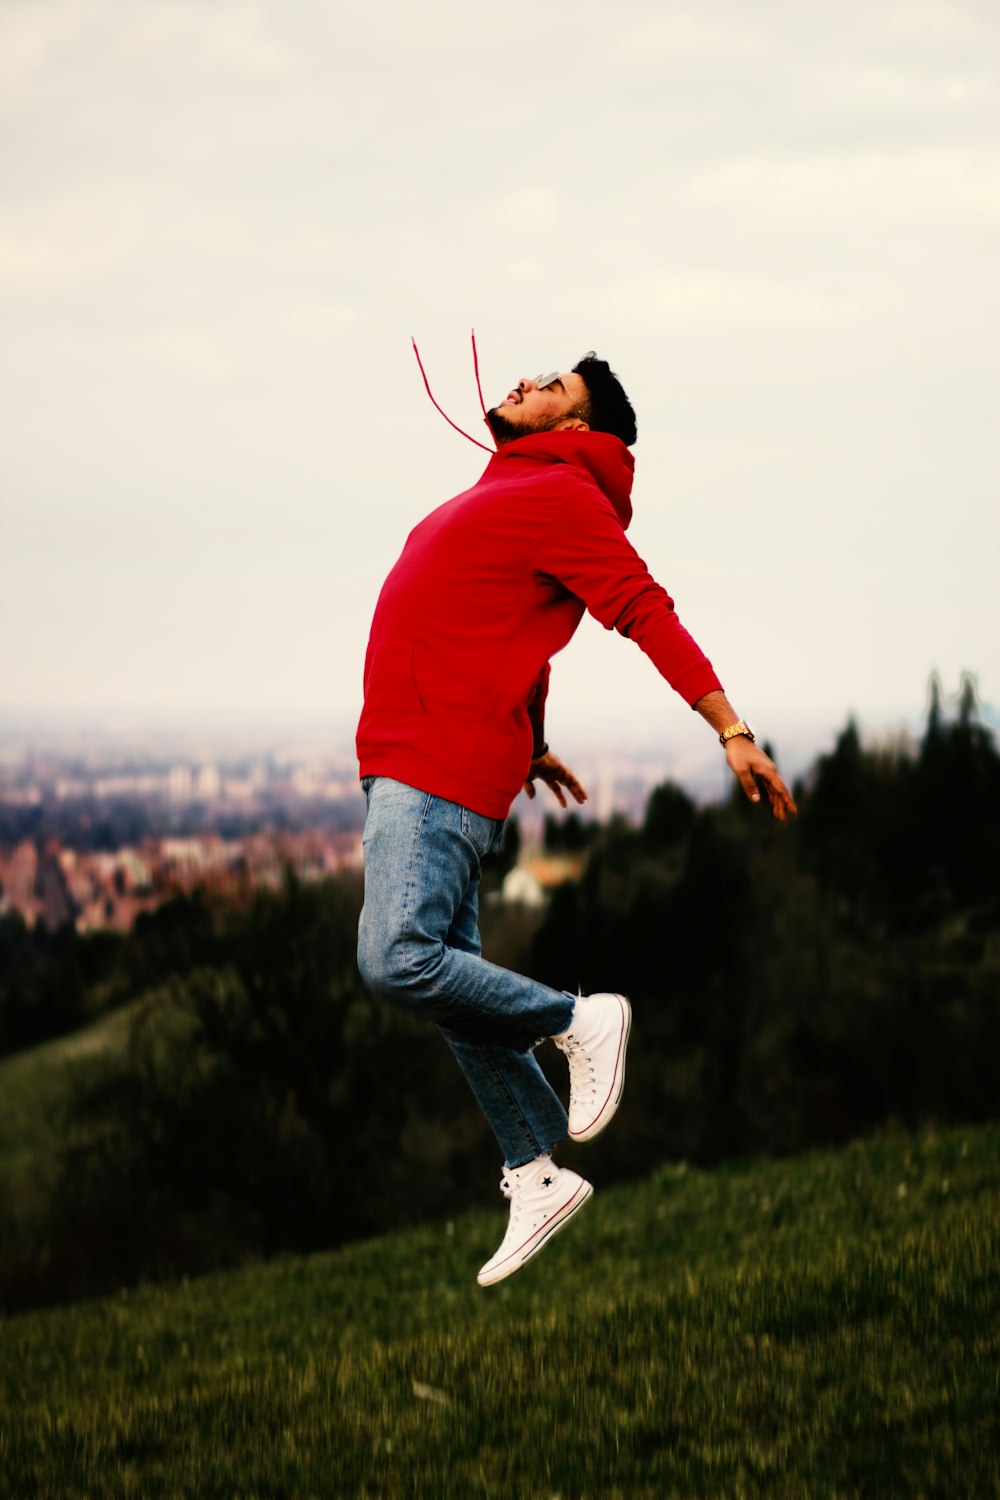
[[719, 719, 755, 747]]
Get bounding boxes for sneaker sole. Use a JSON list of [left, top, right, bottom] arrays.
[[476, 1178, 594, 1287], [568, 993, 632, 1143]]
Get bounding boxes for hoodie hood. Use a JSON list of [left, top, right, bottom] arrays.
[[485, 429, 635, 529]]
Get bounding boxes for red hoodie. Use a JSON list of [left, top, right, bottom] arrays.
[[356, 429, 721, 819]]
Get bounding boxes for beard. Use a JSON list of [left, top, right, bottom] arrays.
[[486, 405, 564, 446], [485, 407, 524, 445]]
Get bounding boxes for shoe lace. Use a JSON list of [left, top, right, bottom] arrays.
[[499, 1166, 561, 1234], [499, 1173, 525, 1227], [560, 1032, 598, 1100]]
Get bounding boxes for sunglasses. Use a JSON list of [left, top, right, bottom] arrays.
[[534, 370, 587, 423]]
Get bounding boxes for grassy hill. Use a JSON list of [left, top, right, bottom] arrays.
[[0, 1001, 144, 1267], [2, 1121, 998, 1498], [0, 1000, 140, 1169]]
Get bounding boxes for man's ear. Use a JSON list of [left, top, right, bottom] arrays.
[[554, 417, 590, 433]]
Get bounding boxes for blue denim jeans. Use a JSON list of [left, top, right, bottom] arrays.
[[357, 776, 574, 1167]]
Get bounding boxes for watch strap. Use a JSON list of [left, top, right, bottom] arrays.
[[719, 719, 755, 747]]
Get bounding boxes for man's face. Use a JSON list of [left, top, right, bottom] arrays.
[[486, 371, 590, 446]]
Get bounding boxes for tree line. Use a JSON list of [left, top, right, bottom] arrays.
[[1, 676, 996, 1311]]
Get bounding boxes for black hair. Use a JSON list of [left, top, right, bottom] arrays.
[[573, 352, 637, 447]]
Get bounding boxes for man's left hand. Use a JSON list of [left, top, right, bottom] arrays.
[[524, 750, 588, 808], [725, 738, 798, 822]]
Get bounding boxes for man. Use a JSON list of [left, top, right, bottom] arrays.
[[356, 353, 796, 1287]]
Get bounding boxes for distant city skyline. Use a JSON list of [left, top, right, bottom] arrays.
[[2, 2, 998, 763], [2, 676, 988, 814]]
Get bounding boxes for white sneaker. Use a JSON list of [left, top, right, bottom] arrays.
[[553, 992, 632, 1143], [476, 1156, 593, 1287]]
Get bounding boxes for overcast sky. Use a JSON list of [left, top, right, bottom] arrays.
[[2, 0, 998, 768]]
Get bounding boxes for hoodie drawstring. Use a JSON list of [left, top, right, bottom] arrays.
[[411, 332, 496, 454], [471, 328, 489, 426]]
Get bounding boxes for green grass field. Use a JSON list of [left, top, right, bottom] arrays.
[[0, 1001, 143, 1166], [2, 1122, 998, 1498], [0, 1002, 147, 1275]]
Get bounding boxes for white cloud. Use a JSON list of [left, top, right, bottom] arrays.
[[281, 302, 357, 341], [119, 1, 289, 77], [0, 0, 90, 95], [693, 148, 1000, 226], [581, 268, 898, 333], [882, 1, 996, 49], [0, 187, 149, 302], [0, 184, 249, 306], [615, 10, 775, 66], [138, 325, 237, 378], [829, 60, 989, 111], [502, 259, 544, 284], [0, 0, 289, 104], [0, 220, 70, 296], [485, 190, 561, 238]]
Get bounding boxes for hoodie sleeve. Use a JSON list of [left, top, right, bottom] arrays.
[[533, 487, 722, 706]]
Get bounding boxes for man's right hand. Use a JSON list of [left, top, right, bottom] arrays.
[[523, 750, 588, 808], [725, 737, 797, 822]]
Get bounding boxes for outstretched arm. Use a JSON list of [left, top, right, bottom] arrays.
[[694, 690, 797, 822]]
